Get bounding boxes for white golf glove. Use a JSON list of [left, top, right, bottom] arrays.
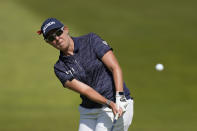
[[116, 91, 128, 112]]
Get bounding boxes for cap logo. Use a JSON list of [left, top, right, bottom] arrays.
[[102, 41, 108, 45], [43, 21, 55, 34]]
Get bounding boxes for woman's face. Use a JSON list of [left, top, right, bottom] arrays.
[[46, 27, 70, 51]]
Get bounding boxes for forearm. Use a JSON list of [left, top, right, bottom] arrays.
[[105, 59, 124, 92], [112, 66, 124, 92], [65, 79, 108, 105], [65, 79, 119, 115], [84, 87, 108, 105]]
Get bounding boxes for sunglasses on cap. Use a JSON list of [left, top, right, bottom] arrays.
[[45, 27, 64, 42]]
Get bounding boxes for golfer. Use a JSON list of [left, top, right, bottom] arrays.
[[37, 18, 134, 131]]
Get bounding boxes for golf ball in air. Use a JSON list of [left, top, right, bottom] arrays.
[[155, 63, 164, 71]]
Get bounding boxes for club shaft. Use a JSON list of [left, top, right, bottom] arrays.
[[110, 113, 119, 131]]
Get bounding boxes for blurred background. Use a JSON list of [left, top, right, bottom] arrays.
[[0, 0, 196, 131]]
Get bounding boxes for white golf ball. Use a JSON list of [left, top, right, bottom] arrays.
[[155, 63, 164, 71]]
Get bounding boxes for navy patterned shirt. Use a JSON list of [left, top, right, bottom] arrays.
[[54, 33, 131, 108]]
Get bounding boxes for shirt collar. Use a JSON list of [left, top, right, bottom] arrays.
[[59, 36, 80, 58], [72, 36, 80, 53]]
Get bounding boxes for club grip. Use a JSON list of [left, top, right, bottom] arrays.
[[114, 113, 119, 120]]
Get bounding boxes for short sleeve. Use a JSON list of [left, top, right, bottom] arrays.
[[91, 33, 113, 59], [54, 63, 74, 86]]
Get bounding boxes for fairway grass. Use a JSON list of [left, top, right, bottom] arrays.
[[1, 0, 197, 131]]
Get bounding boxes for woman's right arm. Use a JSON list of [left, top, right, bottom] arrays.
[[64, 79, 119, 115]]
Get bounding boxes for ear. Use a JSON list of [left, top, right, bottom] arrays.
[[63, 26, 69, 34]]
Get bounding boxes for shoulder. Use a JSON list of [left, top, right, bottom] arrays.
[[80, 33, 103, 45], [74, 32, 99, 40], [88, 32, 101, 40], [72, 33, 99, 49], [54, 59, 64, 71]]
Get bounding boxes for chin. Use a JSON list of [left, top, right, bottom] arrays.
[[59, 45, 66, 51]]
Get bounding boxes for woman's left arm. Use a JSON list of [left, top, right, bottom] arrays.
[[101, 50, 123, 92]]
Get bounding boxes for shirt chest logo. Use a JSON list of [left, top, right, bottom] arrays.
[[65, 68, 75, 76]]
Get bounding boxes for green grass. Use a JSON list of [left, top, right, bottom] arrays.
[[0, 0, 197, 131]]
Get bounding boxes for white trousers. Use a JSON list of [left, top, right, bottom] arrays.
[[78, 99, 134, 131]]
